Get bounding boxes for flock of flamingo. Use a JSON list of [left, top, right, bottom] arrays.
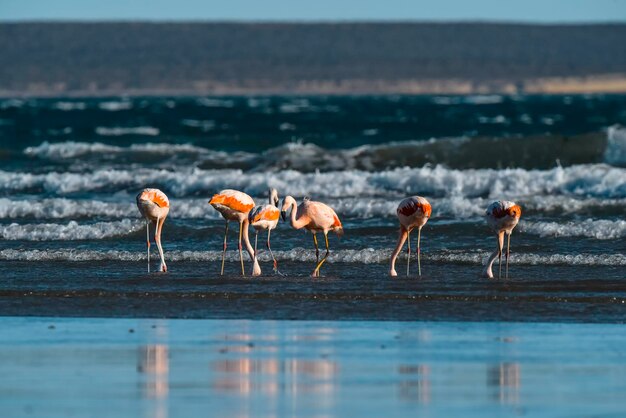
[[136, 188, 522, 279]]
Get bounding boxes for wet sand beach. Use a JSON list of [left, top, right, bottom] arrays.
[[2, 317, 626, 418], [1, 259, 626, 322]]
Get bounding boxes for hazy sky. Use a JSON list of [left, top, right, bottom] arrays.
[[1, 0, 625, 22]]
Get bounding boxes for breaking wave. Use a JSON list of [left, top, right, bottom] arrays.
[[95, 126, 159, 136], [0, 198, 218, 220], [19, 128, 617, 171], [24, 141, 213, 160], [0, 248, 624, 266], [3, 195, 624, 223], [605, 125, 626, 166], [1, 164, 624, 199], [0, 219, 142, 241], [520, 219, 626, 240]]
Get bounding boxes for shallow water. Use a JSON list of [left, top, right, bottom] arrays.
[[1, 317, 626, 418], [0, 95, 625, 319]]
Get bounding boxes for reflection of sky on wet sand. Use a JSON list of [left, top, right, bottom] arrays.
[[1, 318, 626, 417]]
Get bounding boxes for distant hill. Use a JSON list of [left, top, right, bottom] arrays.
[[1, 22, 626, 95]]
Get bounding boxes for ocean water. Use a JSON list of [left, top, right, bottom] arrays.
[[0, 95, 625, 319]]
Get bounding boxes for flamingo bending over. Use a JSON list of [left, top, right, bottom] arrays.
[[483, 201, 522, 279], [389, 196, 432, 277], [136, 188, 169, 272], [209, 189, 259, 276], [248, 188, 281, 275], [281, 196, 343, 277]]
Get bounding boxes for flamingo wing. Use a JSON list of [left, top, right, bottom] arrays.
[[210, 189, 255, 213], [398, 196, 430, 218], [250, 205, 280, 224], [305, 201, 341, 230], [137, 189, 170, 208]]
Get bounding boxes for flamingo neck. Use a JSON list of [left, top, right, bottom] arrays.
[[289, 200, 308, 230], [389, 226, 408, 276]]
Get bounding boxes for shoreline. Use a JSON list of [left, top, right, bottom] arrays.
[[2, 75, 626, 98]]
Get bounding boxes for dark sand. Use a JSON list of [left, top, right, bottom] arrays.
[[1, 260, 625, 322]]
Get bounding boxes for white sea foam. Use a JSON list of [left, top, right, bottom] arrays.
[[0, 219, 142, 241], [432, 96, 462, 105], [180, 119, 216, 131], [478, 115, 509, 124], [329, 196, 486, 219], [1, 164, 625, 199], [24, 141, 209, 159], [98, 101, 133, 111], [0, 247, 623, 266], [464, 95, 503, 105], [1, 195, 620, 223], [0, 198, 134, 219], [524, 196, 626, 214], [46, 127, 73, 136], [0, 198, 218, 220], [605, 125, 626, 166], [52, 101, 87, 111], [0, 99, 24, 109], [196, 98, 235, 108], [95, 126, 160, 136], [520, 219, 626, 240]]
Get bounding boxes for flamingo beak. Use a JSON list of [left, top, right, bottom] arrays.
[[281, 211, 286, 221]]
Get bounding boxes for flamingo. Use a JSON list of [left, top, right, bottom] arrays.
[[209, 189, 259, 276], [483, 201, 522, 279], [389, 196, 432, 277], [248, 188, 281, 275], [136, 188, 169, 273], [280, 196, 343, 277]]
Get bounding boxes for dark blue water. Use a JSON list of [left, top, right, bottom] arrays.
[[0, 95, 625, 320]]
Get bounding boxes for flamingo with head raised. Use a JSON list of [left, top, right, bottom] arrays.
[[136, 188, 169, 272], [483, 200, 522, 279], [209, 189, 259, 276], [389, 196, 432, 277], [280, 196, 343, 277], [248, 188, 281, 275]]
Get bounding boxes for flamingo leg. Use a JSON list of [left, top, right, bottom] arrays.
[[417, 226, 422, 277], [312, 232, 330, 277], [145, 219, 151, 273], [155, 216, 167, 272], [220, 221, 229, 276], [254, 231, 258, 261], [505, 232, 511, 279], [238, 220, 245, 276], [267, 228, 281, 275], [313, 234, 320, 264], [406, 229, 411, 277], [497, 231, 504, 279]]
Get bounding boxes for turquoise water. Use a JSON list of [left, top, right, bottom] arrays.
[[1, 317, 625, 417]]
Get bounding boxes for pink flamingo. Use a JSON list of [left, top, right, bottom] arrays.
[[248, 188, 281, 275], [483, 200, 522, 279], [136, 188, 170, 272], [280, 196, 343, 277], [389, 196, 432, 277], [209, 189, 259, 276]]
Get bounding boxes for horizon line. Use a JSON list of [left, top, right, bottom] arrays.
[[2, 18, 625, 25]]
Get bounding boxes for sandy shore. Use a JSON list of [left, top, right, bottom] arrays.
[[1, 317, 625, 417], [2, 75, 626, 97], [2, 259, 626, 321]]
